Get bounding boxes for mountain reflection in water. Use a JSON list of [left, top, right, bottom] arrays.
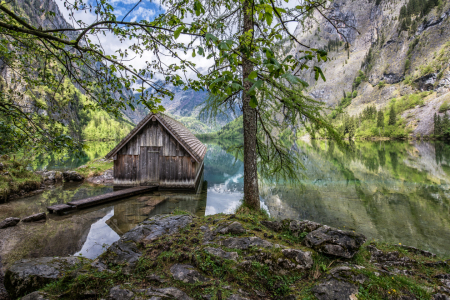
[[1, 139, 450, 266]]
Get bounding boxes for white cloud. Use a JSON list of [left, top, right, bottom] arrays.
[[131, 7, 156, 21]]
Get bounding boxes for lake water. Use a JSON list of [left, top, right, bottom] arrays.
[[1, 139, 450, 267]]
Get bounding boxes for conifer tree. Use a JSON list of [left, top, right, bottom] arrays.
[[377, 110, 384, 128], [389, 106, 396, 125]]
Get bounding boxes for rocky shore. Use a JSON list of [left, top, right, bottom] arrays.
[[1, 208, 449, 300]]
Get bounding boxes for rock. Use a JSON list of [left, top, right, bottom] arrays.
[[99, 215, 192, 268], [396, 245, 436, 258], [227, 295, 250, 300], [205, 247, 238, 261], [36, 171, 63, 183], [260, 220, 283, 232], [282, 249, 313, 269], [289, 220, 322, 234], [0, 162, 3, 171], [86, 169, 114, 184], [146, 274, 166, 283], [433, 294, 450, 300], [170, 264, 208, 284], [304, 226, 366, 258], [62, 171, 84, 182], [91, 259, 109, 272], [367, 245, 415, 267], [219, 237, 273, 250], [145, 287, 192, 300], [4, 257, 84, 298], [108, 286, 134, 300], [0, 217, 20, 229], [143, 215, 193, 241], [22, 213, 46, 223], [21, 291, 50, 300], [218, 221, 246, 234], [311, 279, 359, 300]]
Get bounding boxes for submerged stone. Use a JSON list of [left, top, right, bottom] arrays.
[[4, 257, 84, 298], [304, 226, 366, 258], [22, 213, 46, 223], [0, 217, 20, 229]]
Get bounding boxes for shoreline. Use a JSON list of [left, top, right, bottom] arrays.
[[2, 211, 449, 299]]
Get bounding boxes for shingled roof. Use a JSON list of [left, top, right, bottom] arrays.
[[105, 113, 207, 162]]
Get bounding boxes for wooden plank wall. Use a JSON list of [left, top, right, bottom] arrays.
[[114, 155, 139, 185], [114, 120, 199, 187]]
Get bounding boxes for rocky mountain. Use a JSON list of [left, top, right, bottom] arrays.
[[124, 85, 240, 134], [291, 0, 450, 136]]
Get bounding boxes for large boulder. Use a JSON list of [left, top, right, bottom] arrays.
[[304, 226, 366, 258], [289, 220, 322, 234], [35, 171, 62, 184], [62, 171, 84, 182], [0, 217, 20, 229], [260, 220, 283, 232], [4, 257, 84, 298], [22, 213, 46, 223]]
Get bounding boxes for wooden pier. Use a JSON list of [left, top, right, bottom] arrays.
[[47, 186, 157, 215]]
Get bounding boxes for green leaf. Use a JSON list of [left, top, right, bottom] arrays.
[[174, 27, 183, 39], [249, 95, 258, 108], [314, 66, 326, 82], [248, 71, 258, 80], [198, 47, 204, 55], [265, 12, 273, 26]]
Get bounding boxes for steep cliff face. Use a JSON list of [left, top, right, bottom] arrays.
[[292, 0, 450, 136], [0, 0, 134, 145]]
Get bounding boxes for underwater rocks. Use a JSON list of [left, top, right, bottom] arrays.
[[4, 257, 85, 298], [21, 213, 46, 223], [0, 217, 20, 229], [304, 226, 366, 259]]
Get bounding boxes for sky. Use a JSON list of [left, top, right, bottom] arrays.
[[55, 0, 301, 87]]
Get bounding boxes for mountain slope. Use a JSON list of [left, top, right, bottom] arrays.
[[291, 0, 450, 136]]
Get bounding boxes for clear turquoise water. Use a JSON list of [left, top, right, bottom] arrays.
[[1, 139, 449, 263]]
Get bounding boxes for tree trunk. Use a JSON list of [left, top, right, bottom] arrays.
[[241, 0, 260, 210]]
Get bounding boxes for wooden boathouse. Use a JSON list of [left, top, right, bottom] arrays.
[[105, 113, 206, 190]]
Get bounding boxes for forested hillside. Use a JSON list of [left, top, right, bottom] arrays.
[[0, 0, 134, 153], [290, 0, 450, 139]]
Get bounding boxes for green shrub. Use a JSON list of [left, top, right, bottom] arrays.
[[378, 81, 386, 88], [439, 100, 450, 113]]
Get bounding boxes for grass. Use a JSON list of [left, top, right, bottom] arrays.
[[76, 159, 113, 178], [37, 211, 450, 300], [0, 156, 42, 201]]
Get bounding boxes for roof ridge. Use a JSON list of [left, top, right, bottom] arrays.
[[105, 112, 207, 162]]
